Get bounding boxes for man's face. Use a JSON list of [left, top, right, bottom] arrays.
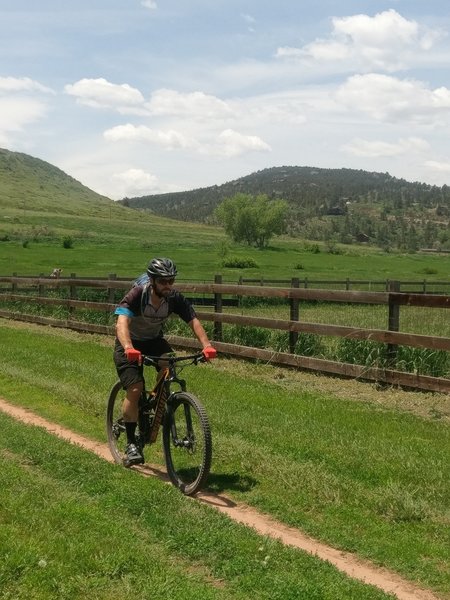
[[153, 277, 175, 298]]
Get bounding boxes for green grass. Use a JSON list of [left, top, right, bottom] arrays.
[[0, 320, 449, 597], [1, 417, 394, 600], [1, 201, 449, 282]]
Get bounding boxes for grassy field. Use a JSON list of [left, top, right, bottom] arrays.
[[1, 196, 449, 282], [0, 319, 448, 599]]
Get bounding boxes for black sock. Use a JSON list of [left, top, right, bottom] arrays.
[[125, 422, 137, 444]]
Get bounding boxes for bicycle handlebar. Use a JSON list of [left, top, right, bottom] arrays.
[[142, 352, 207, 367]]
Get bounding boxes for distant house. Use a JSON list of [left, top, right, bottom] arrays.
[[326, 205, 346, 216], [355, 233, 370, 243]]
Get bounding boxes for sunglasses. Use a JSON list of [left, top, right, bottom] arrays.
[[155, 277, 175, 285]]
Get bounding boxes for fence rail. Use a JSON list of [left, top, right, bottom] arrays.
[[0, 274, 449, 393]]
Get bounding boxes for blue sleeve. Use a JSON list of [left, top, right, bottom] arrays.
[[114, 307, 135, 317]]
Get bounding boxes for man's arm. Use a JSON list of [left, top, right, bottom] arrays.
[[189, 317, 213, 349], [116, 314, 134, 350]]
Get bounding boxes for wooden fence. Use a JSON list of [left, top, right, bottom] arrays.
[[0, 274, 449, 393], [238, 277, 450, 294]]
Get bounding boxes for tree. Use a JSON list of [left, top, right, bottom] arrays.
[[215, 193, 288, 248]]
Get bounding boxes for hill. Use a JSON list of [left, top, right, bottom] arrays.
[[0, 147, 117, 216], [0, 147, 225, 277], [121, 166, 450, 250]]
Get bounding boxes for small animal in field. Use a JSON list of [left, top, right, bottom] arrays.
[[50, 268, 62, 278]]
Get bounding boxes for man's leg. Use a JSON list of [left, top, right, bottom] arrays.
[[123, 380, 142, 439], [122, 381, 145, 467], [113, 340, 146, 466]]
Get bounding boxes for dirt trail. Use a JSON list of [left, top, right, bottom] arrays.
[[0, 397, 442, 600]]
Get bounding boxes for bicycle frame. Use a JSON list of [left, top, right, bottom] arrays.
[[141, 353, 204, 444]]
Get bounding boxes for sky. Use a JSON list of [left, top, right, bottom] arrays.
[[1, 0, 450, 200]]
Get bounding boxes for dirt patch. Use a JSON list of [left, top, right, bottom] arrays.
[[0, 397, 442, 600]]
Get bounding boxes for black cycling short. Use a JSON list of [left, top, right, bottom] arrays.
[[113, 337, 173, 390]]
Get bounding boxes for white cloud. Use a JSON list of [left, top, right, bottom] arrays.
[[342, 137, 429, 158], [65, 78, 146, 114], [113, 168, 159, 197], [0, 97, 49, 147], [212, 129, 271, 157], [104, 124, 195, 149], [104, 123, 270, 159], [141, 1, 157, 9], [146, 88, 234, 120], [241, 13, 256, 32], [0, 76, 54, 95], [241, 14, 256, 24], [424, 160, 450, 173], [276, 9, 442, 72], [336, 73, 450, 123]]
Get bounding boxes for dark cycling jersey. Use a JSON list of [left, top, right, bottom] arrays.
[[115, 285, 196, 342]]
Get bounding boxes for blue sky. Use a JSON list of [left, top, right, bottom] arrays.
[[1, 1, 450, 199]]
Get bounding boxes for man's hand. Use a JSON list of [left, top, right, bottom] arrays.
[[202, 346, 217, 361], [125, 347, 142, 363]]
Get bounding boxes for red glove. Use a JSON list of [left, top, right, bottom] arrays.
[[202, 346, 217, 361], [125, 347, 142, 363]]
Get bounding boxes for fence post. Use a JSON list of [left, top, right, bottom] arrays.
[[237, 275, 243, 308], [12, 272, 17, 293], [38, 273, 45, 298], [108, 273, 117, 322], [289, 277, 300, 353], [214, 274, 222, 342], [69, 273, 77, 320], [387, 280, 400, 366], [108, 273, 117, 304]]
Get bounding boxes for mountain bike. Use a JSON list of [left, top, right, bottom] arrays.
[[106, 352, 212, 495]]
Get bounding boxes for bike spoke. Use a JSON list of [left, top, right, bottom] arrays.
[[163, 393, 212, 495]]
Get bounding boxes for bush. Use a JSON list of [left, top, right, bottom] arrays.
[[222, 257, 259, 269], [421, 267, 438, 275], [304, 243, 321, 254], [0, 234, 10, 242], [22, 239, 29, 248], [63, 236, 74, 249]]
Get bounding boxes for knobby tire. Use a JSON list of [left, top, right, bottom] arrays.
[[163, 392, 212, 495]]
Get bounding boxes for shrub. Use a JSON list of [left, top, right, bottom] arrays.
[[421, 267, 438, 275], [0, 234, 10, 242], [63, 236, 74, 249], [304, 243, 321, 254], [222, 257, 259, 269], [22, 239, 29, 248]]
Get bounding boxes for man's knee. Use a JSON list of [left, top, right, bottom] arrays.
[[127, 382, 143, 399]]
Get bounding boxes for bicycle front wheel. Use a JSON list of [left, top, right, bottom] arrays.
[[106, 380, 127, 464], [163, 392, 212, 495]]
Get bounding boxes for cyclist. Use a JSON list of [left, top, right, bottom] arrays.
[[113, 257, 217, 467]]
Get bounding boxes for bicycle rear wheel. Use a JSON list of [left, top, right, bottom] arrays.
[[106, 380, 128, 464], [163, 392, 212, 495]]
